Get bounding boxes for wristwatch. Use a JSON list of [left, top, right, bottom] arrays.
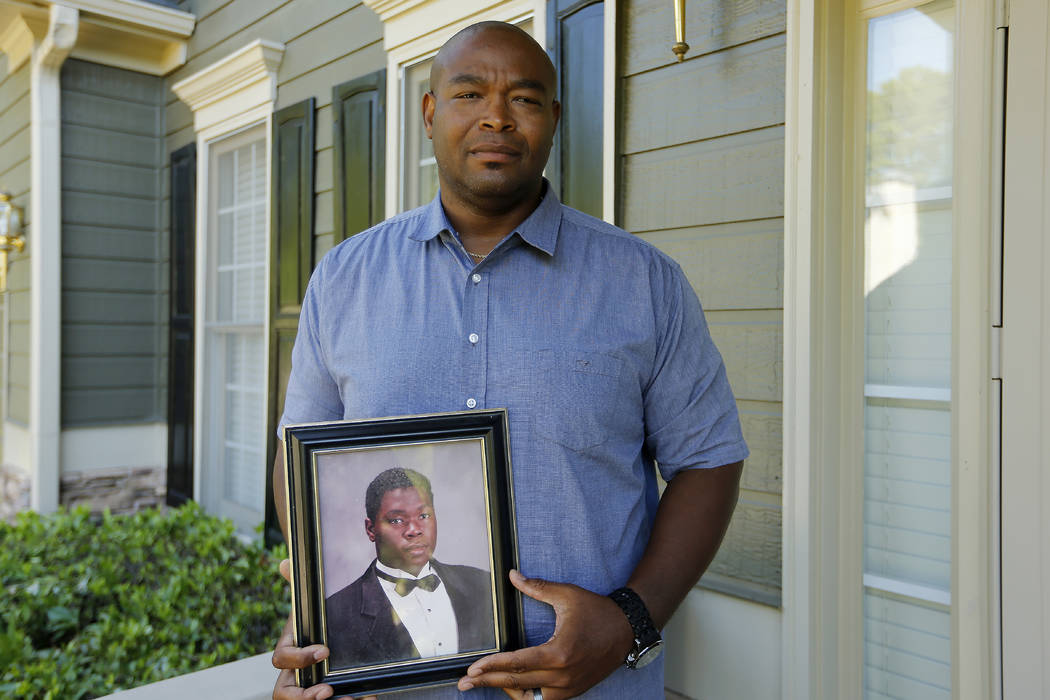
[[608, 587, 663, 669]]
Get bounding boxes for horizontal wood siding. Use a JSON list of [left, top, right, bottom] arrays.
[[60, 59, 165, 426], [0, 54, 32, 426], [623, 0, 786, 604]]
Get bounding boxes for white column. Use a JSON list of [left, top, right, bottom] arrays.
[[29, 5, 78, 513]]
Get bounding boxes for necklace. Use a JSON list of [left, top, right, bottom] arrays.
[[466, 249, 487, 262]]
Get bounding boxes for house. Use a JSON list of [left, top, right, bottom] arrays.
[[0, 0, 1046, 698]]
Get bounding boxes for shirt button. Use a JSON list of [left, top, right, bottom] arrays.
[[468, 333, 479, 344], [471, 273, 482, 284], [466, 398, 477, 409]]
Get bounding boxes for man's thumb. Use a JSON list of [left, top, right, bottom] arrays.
[[508, 568, 553, 601]]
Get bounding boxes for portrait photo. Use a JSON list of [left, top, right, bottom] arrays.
[[315, 439, 497, 670], [282, 410, 522, 696]]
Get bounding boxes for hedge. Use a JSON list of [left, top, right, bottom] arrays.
[[0, 503, 289, 699]]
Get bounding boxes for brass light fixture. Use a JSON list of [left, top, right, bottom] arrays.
[[672, 0, 689, 62], [0, 192, 26, 294]]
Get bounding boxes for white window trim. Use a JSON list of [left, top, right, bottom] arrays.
[[171, 42, 282, 512], [783, 1, 998, 699]]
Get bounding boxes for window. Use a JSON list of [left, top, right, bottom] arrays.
[[861, 3, 954, 697], [202, 125, 269, 532]]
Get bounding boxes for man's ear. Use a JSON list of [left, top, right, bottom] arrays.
[[365, 518, 376, 542], [551, 99, 561, 131], [422, 90, 436, 139]]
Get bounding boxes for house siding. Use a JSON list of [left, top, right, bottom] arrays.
[[60, 59, 166, 427], [621, 0, 786, 606], [0, 53, 32, 427], [166, 0, 385, 264]]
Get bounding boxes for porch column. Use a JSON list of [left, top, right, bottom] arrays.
[[29, 4, 77, 513]]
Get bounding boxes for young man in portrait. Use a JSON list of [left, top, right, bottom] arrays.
[[324, 468, 494, 669]]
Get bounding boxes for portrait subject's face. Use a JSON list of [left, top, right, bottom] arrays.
[[365, 486, 437, 576], [423, 27, 560, 206]]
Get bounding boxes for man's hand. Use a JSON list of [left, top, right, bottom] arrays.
[[272, 559, 377, 700], [456, 569, 634, 700]]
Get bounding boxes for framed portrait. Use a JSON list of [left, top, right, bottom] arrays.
[[282, 409, 523, 696]]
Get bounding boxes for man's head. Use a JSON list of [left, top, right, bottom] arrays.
[[423, 21, 560, 213], [364, 468, 436, 576]]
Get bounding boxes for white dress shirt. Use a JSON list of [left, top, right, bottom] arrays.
[[375, 560, 459, 657]]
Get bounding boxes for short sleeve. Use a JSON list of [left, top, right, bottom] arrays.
[[277, 258, 344, 437], [642, 260, 749, 480]]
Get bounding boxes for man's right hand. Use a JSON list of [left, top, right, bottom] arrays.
[[272, 559, 377, 700]]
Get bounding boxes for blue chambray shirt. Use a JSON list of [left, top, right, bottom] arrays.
[[279, 185, 749, 698]]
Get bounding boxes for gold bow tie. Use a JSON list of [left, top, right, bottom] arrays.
[[376, 570, 441, 596]]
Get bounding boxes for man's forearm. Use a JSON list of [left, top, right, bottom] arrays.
[[626, 462, 743, 629]]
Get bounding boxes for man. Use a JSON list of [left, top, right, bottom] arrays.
[[325, 468, 494, 668], [272, 20, 747, 700]]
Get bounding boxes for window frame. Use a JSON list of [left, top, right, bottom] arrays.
[[782, 1, 999, 698]]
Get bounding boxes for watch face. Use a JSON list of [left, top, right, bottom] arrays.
[[631, 640, 663, 669]]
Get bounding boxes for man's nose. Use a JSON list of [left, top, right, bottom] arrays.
[[480, 98, 515, 131], [404, 519, 423, 537]]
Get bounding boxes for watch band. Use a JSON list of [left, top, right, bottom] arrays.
[[608, 586, 663, 669]]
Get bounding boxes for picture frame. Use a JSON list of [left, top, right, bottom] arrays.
[[282, 409, 523, 696]]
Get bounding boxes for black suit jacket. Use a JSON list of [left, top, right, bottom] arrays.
[[325, 559, 495, 669]]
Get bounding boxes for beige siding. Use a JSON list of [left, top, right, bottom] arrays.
[[622, 0, 785, 605], [0, 54, 32, 426]]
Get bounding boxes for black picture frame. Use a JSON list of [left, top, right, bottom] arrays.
[[283, 409, 522, 696]]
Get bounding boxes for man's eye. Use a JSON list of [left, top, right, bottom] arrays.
[[456, 92, 479, 99], [420, 513, 431, 519], [388, 518, 403, 525]]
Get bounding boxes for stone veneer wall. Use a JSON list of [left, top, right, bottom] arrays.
[[0, 465, 31, 522], [60, 467, 166, 515]]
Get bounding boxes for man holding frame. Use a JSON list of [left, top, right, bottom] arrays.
[[273, 20, 747, 700]]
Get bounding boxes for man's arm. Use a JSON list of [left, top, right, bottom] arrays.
[[457, 461, 742, 700]]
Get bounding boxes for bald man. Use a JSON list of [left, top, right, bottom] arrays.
[[272, 21, 747, 700]]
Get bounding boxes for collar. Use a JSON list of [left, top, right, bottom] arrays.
[[408, 179, 562, 257], [375, 559, 435, 581]]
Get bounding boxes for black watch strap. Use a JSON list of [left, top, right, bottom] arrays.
[[608, 586, 662, 669]]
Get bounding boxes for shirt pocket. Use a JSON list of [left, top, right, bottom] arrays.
[[532, 349, 631, 452]]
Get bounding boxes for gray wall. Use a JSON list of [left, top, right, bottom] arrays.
[[60, 59, 166, 426], [621, 0, 786, 605], [0, 53, 32, 427], [166, 0, 386, 263]]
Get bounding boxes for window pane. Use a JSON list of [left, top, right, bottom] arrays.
[[403, 58, 435, 210], [205, 126, 268, 524], [863, 2, 953, 697]]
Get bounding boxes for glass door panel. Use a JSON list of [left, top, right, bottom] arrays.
[[862, 2, 954, 698]]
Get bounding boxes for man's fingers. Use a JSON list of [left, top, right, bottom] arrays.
[[272, 668, 334, 700], [279, 558, 292, 583], [272, 642, 329, 670], [458, 668, 560, 694]]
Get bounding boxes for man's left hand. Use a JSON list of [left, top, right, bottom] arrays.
[[457, 569, 634, 699]]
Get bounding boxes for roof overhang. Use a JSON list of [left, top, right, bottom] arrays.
[[0, 0, 195, 75]]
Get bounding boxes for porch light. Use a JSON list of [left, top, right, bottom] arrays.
[[0, 192, 26, 294], [672, 0, 689, 62]]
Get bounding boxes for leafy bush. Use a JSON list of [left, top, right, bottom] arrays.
[[0, 503, 289, 699]]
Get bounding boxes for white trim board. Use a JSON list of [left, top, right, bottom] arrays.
[[60, 423, 167, 474]]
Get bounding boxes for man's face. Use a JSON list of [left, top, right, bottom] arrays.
[[365, 486, 436, 576], [423, 27, 560, 206]]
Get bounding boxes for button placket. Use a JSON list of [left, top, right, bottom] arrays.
[[463, 267, 489, 410]]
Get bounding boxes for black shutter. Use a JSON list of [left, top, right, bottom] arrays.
[[265, 99, 316, 546], [548, 0, 605, 219], [166, 142, 196, 507], [333, 69, 386, 239]]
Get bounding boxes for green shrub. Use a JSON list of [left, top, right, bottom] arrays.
[[0, 503, 289, 699]]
